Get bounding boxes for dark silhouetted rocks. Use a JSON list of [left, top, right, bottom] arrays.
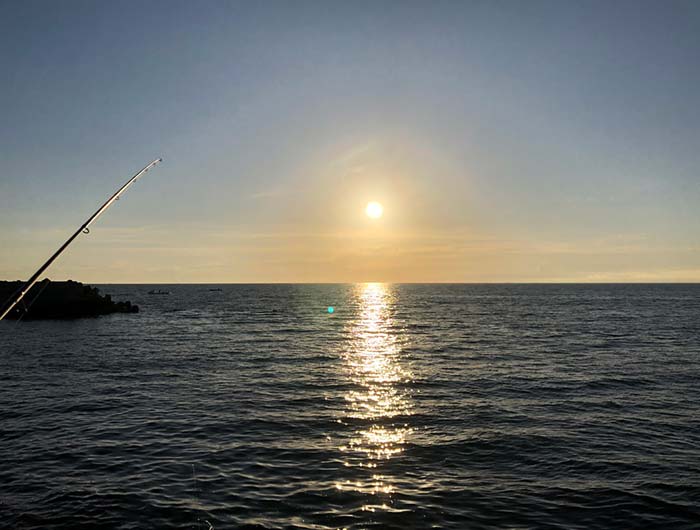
[[0, 280, 138, 320]]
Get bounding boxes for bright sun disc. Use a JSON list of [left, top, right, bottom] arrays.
[[366, 201, 383, 219]]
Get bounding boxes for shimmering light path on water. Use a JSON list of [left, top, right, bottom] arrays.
[[1, 284, 700, 529]]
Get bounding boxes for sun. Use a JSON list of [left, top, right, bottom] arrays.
[[365, 201, 383, 219]]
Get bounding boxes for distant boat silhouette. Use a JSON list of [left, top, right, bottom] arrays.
[[209, 288, 223, 292], [147, 289, 170, 295]]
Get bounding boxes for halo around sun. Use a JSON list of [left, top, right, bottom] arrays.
[[365, 201, 383, 219]]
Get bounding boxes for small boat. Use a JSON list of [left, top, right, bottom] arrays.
[[209, 288, 223, 292], [147, 289, 170, 295]]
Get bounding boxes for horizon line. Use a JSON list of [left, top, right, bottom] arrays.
[[65, 281, 700, 285], [3, 279, 700, 285]]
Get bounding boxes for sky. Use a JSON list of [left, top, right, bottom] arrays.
[[1, 0, 699, 283]]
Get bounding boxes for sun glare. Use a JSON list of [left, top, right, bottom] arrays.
[[365, 201, 383, 219]]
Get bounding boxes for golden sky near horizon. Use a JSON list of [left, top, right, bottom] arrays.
[[2, 139, 699, 284]]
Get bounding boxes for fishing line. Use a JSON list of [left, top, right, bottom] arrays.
[[13, 279, 51, 326]]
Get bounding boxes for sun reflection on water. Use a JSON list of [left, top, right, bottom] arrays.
[[336, 283, 413, 503]]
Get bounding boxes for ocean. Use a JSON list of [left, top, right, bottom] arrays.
[[1, 283, 699, 529]]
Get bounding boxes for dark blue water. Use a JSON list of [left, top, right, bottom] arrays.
[[1, 284, 699, 529]]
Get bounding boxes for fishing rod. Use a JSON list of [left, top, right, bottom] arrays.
[[0, 158, 163, 321]]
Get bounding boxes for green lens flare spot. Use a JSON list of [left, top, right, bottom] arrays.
[[327, 306, 334, 314]]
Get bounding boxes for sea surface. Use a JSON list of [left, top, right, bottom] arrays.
[[1, 284, 699, 529]]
